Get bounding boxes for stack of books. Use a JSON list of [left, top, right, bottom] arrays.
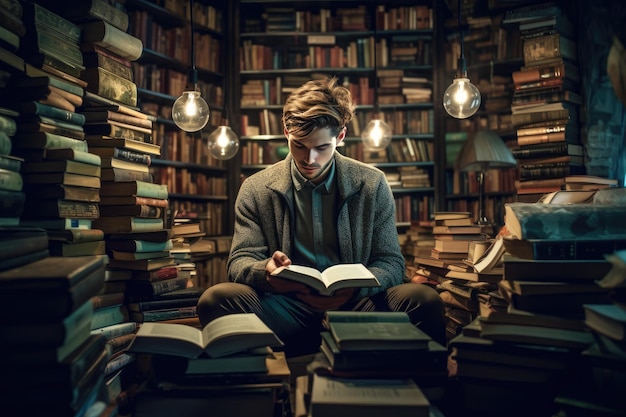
[[296, 311, 446, 417], [507, 4, 585, 201], [127, 313, 289, 417], [0, 107, 24, 228], [0, 255, 112, 416]]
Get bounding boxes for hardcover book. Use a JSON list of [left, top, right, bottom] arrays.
[[504, 202, 626, 240], [80, 19, 143, 61], [325, 311, 431, 351], [128, 313, 283, 358], [270, 263, 380, 296], [310, 374, 430, 417], [80, 66, 138, 107]]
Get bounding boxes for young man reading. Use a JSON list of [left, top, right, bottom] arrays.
[[197, 77, 446, 357]]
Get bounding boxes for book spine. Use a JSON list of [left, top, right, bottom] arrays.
[[112, 148, 151, 165], [0, 155, 21, 171], [0, 189, 24, 216], [90, 292, 125, 310], [20, 101, 86, 126], [0, 114, 17, 135], [55, 200, 100, 219], [25, 3, 82, 43], [33, 28, 84, 68], [90, 305, 129, 330], [82, 20, 143, 61], [519, 163, 581, 179], [0, 167, 22, 191], [84, 122, 149, 142], [90, 322, 136, 339], [81, 67, 138, 107], [149, 276, 188, 295], [105, 333, 135, 355], [516, 132, 566, 146], [0, 131, 10, 154], [135, 181, 169, 199], [104, 352, 135, 377], [512, 143, 570, 158], [511, 109, 571, 127], [102, 167, 153, 183], [532, 239, 626, 260], [135, 306, 197, 322], [523, 33, 576, 63], [86, 52, 134, 80], [77, 0, 130, 32]]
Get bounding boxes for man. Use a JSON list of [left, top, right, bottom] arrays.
[[197, 77, 446, 357]]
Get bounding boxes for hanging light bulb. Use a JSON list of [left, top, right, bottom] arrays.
[[172, 0, 210, 132], [443, 0, 481, 119], [207, 125, 239, 160], [443, 77, 481, 119], [361, 115, 392, 149], [172, 89, 210, 132]]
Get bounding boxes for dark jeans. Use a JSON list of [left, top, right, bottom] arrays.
[[197, 282, 446, 357]]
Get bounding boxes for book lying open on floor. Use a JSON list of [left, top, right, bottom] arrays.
[[128, 313, 283, 358], [271, 263, 380, 296]]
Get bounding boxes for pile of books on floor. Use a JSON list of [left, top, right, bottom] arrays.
[[443, 196, 626, 416], [294, 311, 448, 417], [0, 255, 117, 416], [126, 312, 290, 417]]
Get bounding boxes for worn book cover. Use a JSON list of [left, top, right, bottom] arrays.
[[80, 66, 138, 107], [85, 137, 160, 156]]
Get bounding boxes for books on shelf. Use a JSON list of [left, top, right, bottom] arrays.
[[128, 313, 283, 359], [270, 263, 380, 296]]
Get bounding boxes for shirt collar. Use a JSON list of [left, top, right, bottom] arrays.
[[291, 158, 336, 193]]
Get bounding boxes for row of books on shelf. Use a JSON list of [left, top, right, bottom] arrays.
[[240, 34, 432, 72], [243, 4, 432, 33]]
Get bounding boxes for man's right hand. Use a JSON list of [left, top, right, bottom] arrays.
[[266, 250, 310, 294]]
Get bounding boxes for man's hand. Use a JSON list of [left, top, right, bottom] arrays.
[[296, 287, 357, 311], [266, 250, 310, 294]]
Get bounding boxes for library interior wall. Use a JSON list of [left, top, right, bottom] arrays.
[[579, 0, 626, 185]]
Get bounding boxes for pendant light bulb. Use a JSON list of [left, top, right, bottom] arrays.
[[443, 77, 481, 119], [361, 117, 392, 150], [172, 90, 210, 132], [207, 125, 239, 160]]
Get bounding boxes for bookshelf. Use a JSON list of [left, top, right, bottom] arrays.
[[124, 0, 234, 288], [235, 0, 445, 225], [125, 0, 232, 238]]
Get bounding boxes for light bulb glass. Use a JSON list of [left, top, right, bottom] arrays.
[[443, 77, 481, 119], [361, 118, 392, 150], [172, 90, 210, 132], [207, 125, 240, 160]]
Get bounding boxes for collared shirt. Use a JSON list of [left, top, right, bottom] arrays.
[[290, 159, 340, 270]]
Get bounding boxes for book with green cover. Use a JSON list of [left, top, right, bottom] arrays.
[[325, 311, 431, 351]]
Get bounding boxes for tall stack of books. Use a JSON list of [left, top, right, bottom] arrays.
[[564, 249, 626, 416], [3, 4, 109, 258], [0, 255, 112, 416], [506, 4, 585, 202]]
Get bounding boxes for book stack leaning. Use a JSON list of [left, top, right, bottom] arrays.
[[294, 311, 447, 417], [126, 312, 291, 417]]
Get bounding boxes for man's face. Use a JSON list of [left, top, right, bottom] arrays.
[[286, 126, 346, 183]]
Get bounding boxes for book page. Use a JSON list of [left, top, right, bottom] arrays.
[[141, 322, 203, 347], [202, 313, 272, 345], [320, 264, 375, 285]]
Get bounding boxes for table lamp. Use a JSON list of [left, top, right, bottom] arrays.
[[456, 130, 517, 225]]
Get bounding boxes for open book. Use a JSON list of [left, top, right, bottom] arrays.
[[128, 313, 283, 358], [271, 263, 380, 296]]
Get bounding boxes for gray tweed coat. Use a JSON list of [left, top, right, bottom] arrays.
[[227, 151, 405, 298]]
